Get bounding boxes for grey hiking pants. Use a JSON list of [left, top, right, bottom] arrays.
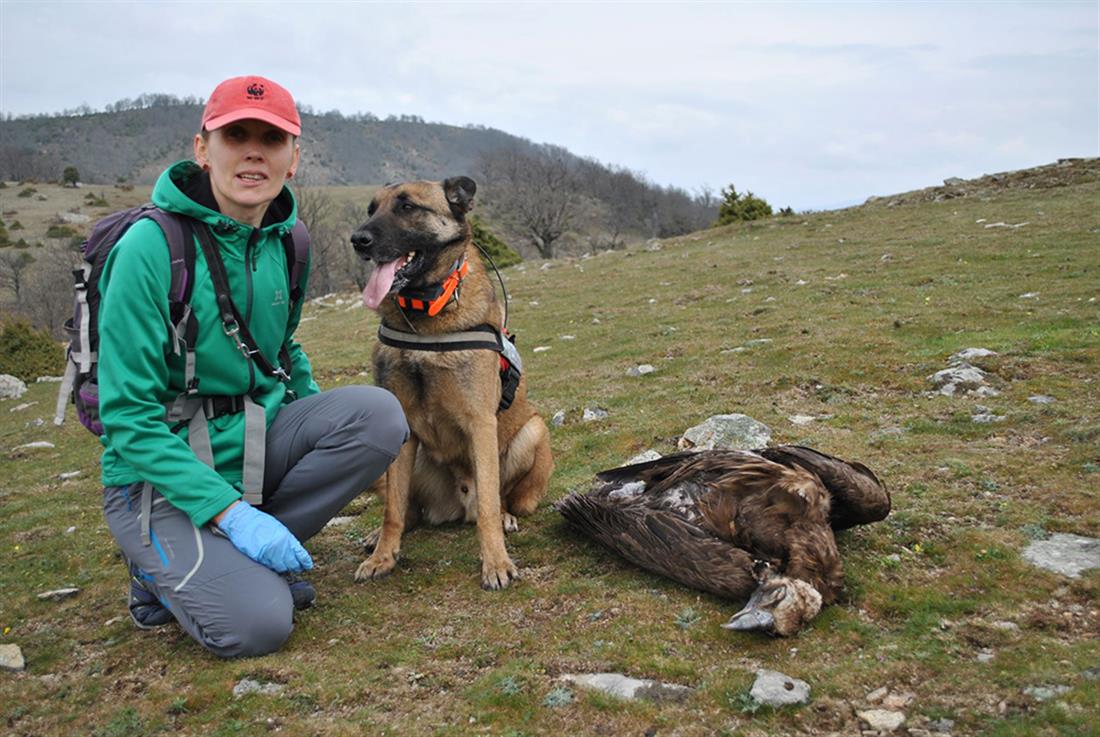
[[103, 385, 408, 658]]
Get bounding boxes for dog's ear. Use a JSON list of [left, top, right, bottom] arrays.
[[443, 176, 477, 218]]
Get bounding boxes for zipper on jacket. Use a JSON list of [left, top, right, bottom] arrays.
[[243, 228, 260, 395]]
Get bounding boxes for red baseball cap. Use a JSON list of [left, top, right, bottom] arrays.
[[201, 75, 301, 136]]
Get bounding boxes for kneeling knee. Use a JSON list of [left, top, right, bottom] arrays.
[[204, 605, 294, 659]]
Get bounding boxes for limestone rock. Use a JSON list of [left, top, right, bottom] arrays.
[[624, 449, 662, 465], [233, 678, 286, 697], [626, 364, 656, 377], [678, 414, 771, 451], [929, 364, 990, 396], [559, 672, 692, 702], [749, 669, 810, 707], [948, 348, 997, 365], [0, 643, 25, 671], [1028, 395, 1056, 404], [0, 374, 27, 401], [1023, 685, 1071, 701], [37, 587, 80, 601], [1022, 533, 1100, 578], [582, 407, 609, 423], [857, 709, 906, 731], [550, 410, 566, 428]]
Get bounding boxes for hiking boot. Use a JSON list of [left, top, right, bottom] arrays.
[[285, 574, 316, 610], [126, 557, 175, 630]]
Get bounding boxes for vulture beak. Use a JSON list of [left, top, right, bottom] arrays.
[[721, 573, 823, 637], [722, 581, 781, 635]]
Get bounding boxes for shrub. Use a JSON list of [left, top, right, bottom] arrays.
[[470, 215, 522, 269], [713, 184, 773, 226], [17, 187, 36, 198], [0, 319, 63, 382], [10, 220, 23, 230], [0, 181, 7, 189], [46, 224, 77, 239], [62, 166, 80, 187]]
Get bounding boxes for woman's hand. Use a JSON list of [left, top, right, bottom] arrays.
[[215, 501, 313, 573]]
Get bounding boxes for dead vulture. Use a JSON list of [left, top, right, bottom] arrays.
[[556, 445, 889, 636]]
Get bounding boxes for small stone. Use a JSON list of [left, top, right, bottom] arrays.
[[1019, 292, 1040, 299], [1023, 685, 1071, 701], [323, 516, 356, 528], [749, 669, 811, 707], [971, 408, 1006, 423], [532, 346, 550, 353], [0, 643, 25, 672], [1028, 395, 1056, 404], [866, 686, 888, 703], [1022, 533, 1100, 578], [559, 334, 575, 341], [929, 364, 989, 395], [944, 177, 964, 186], [233, 678, 285, 697], [928, 717, 955, 733], [624, 449, 662, 465], [976, 650, 995, 663], [991, 620, 1020, 632], [37, 587, 80, 601], [58, 471, 81, 480], [0, 374, 28, 401], [857, 709, 906, 731], [559, 672, 692, 702], [788, 415, 816, 426], [13, 441, 55, 451], [948, 348, 997, 364], [582, 407, 609, 423], [1081, 666, 1100, 681], [64, 526, 76, 535], [550, 410, 566, 428], [972, 386, 1001, 398], [627, 364, 656, 377], [9, 401, 37, 412], [35, 376, 63, 383]]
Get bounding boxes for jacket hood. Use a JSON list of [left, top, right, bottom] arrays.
[[151, 160, 298, 233]]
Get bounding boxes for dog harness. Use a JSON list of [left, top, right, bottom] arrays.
[[377, 323, 523, 413], [394, 255, 468, 317]]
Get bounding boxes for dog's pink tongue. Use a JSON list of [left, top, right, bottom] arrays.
[[363, 259, 401, 309]]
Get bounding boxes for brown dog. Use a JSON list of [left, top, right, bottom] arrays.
[[350, 177, 553, 589]]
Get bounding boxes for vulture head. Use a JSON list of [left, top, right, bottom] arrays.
[[722, 568, 823, 637]]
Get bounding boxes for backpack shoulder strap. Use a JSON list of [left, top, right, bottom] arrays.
[[144, 209, 196, 306], [282, 220, 311, 306]]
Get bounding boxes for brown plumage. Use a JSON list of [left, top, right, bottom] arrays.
[[556, 445, 889, 636]]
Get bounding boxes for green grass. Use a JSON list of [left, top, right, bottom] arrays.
[[2, 166, 1099, 736]]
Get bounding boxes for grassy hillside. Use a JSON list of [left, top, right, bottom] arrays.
[[1, 166, 1097, 736]]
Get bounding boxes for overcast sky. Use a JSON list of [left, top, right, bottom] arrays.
[[1, 1, 1096, 210]]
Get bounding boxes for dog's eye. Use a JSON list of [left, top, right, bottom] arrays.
[[367, 203, 377, 216], [400, 202, 416, 212]]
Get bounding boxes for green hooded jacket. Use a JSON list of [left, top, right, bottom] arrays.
[[98, 160, 319, 527]]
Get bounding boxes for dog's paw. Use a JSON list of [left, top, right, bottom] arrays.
[[355, 552, 397, 582], [362, 526, 381, 553], [481, 555, 519, 590], [502, 512, 519, 534]]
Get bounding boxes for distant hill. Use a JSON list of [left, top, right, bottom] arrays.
[[0, 104, 550, 185]]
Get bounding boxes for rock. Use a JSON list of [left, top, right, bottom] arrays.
[[626, 364, 656, 377], [233, 678, 286, 697], [35, 376, 63, 383], [1081, 666, 1100, 681], [624, 449, 662, 465], [929, 364, 990, 396], [1023, 685, 1071, 701], [0, 643, 25, 672], [749, 669, 810, 707], [857, 709, 906, 731], [948, 348, 997, 365], [582, 407, 609, 423], [64, 526, 76, 534], [559, 334, 575, 341], [323, 516, 356, 528], [944, 177, 965, 186], [0, 374, 27, 401], [678, 414, 771, 451], [13, 441, 55, 451], [788, 414, 816, 426], [928, 717, 955, 733], [58, 212, 91, 224], [1022, 533, 1100, 577], [991, 620, 1020, 632], [532, 346, 550, 353], [971, 406, 1006, 423], [58, 471, 81, 480], [1028, 395, 1056, 404], [559, 673, 692, 702], [1019, 291, 1040, 299], [976, 650, 995, 663], [37, 587, 80, 601], [866, 686, 889, 703], [743, 338, 773, 347], [882, 692, 914, 709], [9, 401, 37, 412], [550, 410, 566, 428], [972, 386, 1001, 398]]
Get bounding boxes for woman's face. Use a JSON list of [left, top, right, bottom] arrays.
[[193, 119, 299, 227]]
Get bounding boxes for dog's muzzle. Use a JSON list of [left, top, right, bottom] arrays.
[[350, 229, 374, 257]]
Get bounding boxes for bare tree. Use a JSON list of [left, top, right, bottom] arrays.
[[0, 249, 36, 305], [23, 245, 80, 337], [478, 145, 578, 259], [294, 181, 342, 296]]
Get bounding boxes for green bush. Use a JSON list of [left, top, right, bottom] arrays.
[[17, 187, 36, 198], [46, 224, 77, 239], [10, 220, 23, 230], [713, 184, 773, 226], [470, 216, 522, 269], [0, 320, 63, 382]]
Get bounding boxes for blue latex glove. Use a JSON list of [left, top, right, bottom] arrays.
[[216, 502, 313, 573]]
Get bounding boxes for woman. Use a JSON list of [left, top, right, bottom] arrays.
[[97, 76, 407, 658]]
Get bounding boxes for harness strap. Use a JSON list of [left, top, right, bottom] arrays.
[[53, 360, 78, 427], [140, 481, 154, 546], [241, 396, 266, 506], [378, 323, 502, 352]]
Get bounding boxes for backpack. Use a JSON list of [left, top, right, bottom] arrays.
[[53, 204, 310, 437]]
